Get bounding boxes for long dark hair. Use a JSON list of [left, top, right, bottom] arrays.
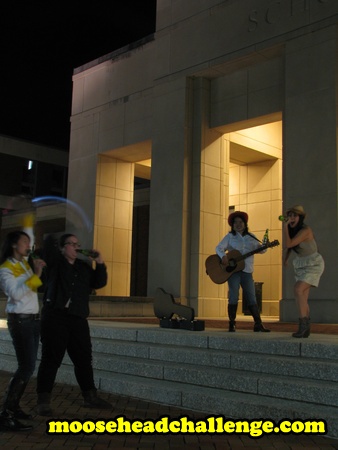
[[288, 215, 305, 238], [288, 215, 306, 252], [0, 231, 30, 265]]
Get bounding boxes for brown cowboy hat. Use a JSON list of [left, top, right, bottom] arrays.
[[285, 205, 306, 217], [228, 211, 248, 226]]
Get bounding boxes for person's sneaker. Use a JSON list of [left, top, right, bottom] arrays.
[[36, 403, 53, 416], [36, 393, 53, 416], [82, 389, 111, 409]]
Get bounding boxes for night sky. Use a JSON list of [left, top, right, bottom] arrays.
[[0, 2, 157, 151]]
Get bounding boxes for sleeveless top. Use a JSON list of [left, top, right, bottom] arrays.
[[294, 239, 318, 257]]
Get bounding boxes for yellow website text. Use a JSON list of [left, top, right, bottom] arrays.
[[46, 415, 327, 438]]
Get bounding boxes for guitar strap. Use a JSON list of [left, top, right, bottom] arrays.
[[246, 232, 262, 244]]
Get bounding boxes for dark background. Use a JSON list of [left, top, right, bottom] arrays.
[[0, 2, 157, 151]]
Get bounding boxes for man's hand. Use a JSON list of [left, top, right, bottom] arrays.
[[92, 250, 104, 264]]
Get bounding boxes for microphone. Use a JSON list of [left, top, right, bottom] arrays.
[[278, 215, 288, 222]]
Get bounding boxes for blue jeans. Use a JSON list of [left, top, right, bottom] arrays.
[[228, 271, 257, 306], [7, 315, 40, 382]]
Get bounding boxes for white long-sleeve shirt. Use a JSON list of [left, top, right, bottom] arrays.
[[0, 258, 42, 314], [215, 232, 264, 273]]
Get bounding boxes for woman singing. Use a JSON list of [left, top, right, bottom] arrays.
[[0, 231, 45, 431], [283, 205, 324, 338]]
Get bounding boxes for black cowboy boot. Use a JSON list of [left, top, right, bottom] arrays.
[[248, 304, 270, 332], [228, 304, 238, 332], [2, 378, 32, 420], [0, 378, 33, 431], [292, 317, 310, 338], [0, 410, 32, 431]]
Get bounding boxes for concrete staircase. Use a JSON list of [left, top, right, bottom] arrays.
[[0, 319, 338, 438]]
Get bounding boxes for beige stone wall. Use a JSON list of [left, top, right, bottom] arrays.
[[94, 155, 134, 296]]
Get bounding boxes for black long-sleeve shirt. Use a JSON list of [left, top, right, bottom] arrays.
[[42, 238, 107, 318]]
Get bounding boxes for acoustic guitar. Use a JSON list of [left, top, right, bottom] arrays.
[[205, 239, 279, 284]]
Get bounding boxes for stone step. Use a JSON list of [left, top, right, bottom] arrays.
[[2, 328, 338, 384], [1, 321, 338, 437], [89, 321, 338, 360], [2, 339, 338, 408], [1, 350, 338, 422], [55, 367, 338, 439], [91, 353, 338, 407], [90, 337, 338, 382]]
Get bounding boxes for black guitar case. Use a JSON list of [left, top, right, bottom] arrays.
[[153, 287, 204, 331]]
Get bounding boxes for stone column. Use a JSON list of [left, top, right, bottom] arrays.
[[188, 78, 226, 317], [280, 26, 338, 322], [147, 78, 191, 299], [147, 76, 225, 317]]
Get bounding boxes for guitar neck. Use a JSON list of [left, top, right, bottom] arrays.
[[236, 244, 267, 262]]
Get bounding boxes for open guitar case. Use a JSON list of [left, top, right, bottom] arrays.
[[153, 287, 205, 331]]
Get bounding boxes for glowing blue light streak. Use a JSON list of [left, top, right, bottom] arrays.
[[31, 196, 92, 232]]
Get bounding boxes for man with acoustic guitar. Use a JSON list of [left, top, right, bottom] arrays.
[[215, 211, 270, 333]]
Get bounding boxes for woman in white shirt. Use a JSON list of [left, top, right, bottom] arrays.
[[216, 211, 270, 333], [0, 231, 45, 431]]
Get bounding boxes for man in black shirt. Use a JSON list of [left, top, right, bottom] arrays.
[[36, 233, 111, 415]]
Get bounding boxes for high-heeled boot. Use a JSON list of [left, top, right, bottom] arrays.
[[292, 317, 310, 338], [228, 304, 237, 332], [248, 304, 270, 332]]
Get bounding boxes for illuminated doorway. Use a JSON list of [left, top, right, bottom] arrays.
[[94, 141, 151, 297], [199, 117, 283, 317], [227, 120, 283, 315]]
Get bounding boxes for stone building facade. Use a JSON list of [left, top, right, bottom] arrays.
[[68, 0, 338, 322]]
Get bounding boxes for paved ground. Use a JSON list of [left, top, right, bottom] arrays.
[[0, 368, 337, 450]]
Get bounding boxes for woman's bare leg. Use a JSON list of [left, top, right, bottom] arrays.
[[294, 280, 311, 317]]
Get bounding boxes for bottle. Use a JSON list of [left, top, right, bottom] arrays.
[[262, 229, 269, 244], [278, 215, 288, 222], [28, 250, 38, 259], [27, 248, 47, 270], [76, 249, 99, 258], [27, 246, 40, 259]]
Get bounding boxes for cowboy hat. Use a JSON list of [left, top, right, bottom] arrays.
[[285, 205, 306, 217], [228, 211, 248, 226]]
